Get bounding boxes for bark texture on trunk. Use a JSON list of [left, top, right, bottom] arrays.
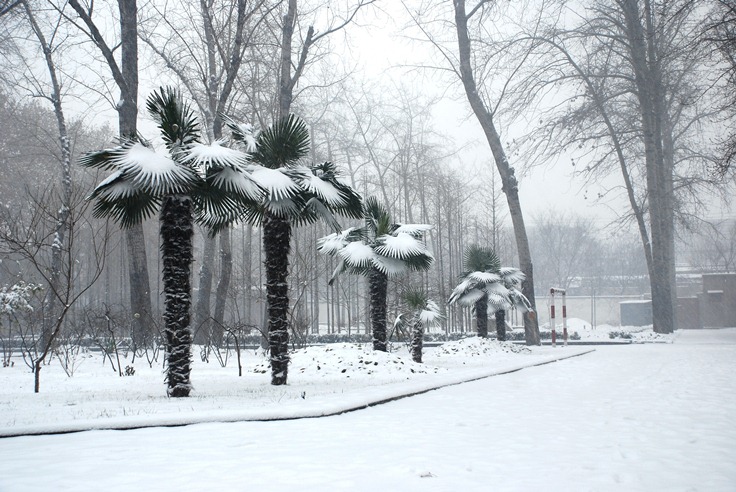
[[475, 296, 488, 338], [24, 3, 72, 350], [263, 213, 291, 385], [495, 309, 506, 341], [161, 196, 194, 397], [369, 267, 388, 352], [212, 227, 233, 345], [453, 0, 539, 345], [410, 318, 423, 363], [620, 0, 675, 334], [193, 234, 215, 344], [120, 0, 154, 347]]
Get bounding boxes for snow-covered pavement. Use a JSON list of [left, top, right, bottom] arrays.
[[1, 329, 734, 491]]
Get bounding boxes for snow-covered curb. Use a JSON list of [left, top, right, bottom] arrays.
[[0, 348, 593, 437]]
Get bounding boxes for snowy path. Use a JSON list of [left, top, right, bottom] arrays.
[[1, 329, 734, 491]]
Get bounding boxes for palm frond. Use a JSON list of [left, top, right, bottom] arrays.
[[251, 114, 309, 169], [393, 223, 433, 237], [363, 196, 391, 236], [449, 287, 486, 307], [464, 244, 500, 273], [499, 267, 526, 285], [508, 287, 533, 312], [146, 86, 200, 152], [79, 138, 136, 171], [250, 166, 302, 202], [339, 241, 375, 269], [467, 271, 502, 284], [90, 189, 161, 227], [374, 233, 430, 260], [302, 197, 341, 231], [418, 299, 444, 328], [183, 141, 249, 174], [222, 114, 257, 152]]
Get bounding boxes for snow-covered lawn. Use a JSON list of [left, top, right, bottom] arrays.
[[0, 337, 587, 434], [1, 328, 734, 491]]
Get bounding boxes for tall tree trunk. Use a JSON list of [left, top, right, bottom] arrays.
[[24, 3, 72, 350], [475, 297, 488, 338], [193, 233, 215, 344], [119, 0, 153, 348], [410, 318, 423, 363], [495, 309, 506, 341], [160, 195, 193, 397], [212, 227, 232, 345], [263, 213, 291, 385], [620, 0, 675, 334], [454, 0, 540, 344], [369, 267, 388, 351]]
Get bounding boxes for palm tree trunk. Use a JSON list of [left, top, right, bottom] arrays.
[[161, 195, 194, 397], [369, 267, 388, 351], [495, 309, 506, 341], [475, 296, 488, 338], [410, 318, 423, 363], [263, 213, 291, 385]]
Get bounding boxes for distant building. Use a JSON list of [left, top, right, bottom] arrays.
[[699, 273, 736, 328]]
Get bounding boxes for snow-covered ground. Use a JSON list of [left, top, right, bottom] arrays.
[[1, 328, 734, 491]]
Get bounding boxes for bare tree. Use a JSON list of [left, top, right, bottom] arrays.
[[66, 0, 154, 347], [0, 188, 108, 392]]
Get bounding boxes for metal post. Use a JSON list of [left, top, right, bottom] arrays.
[[550, 290, 557, 347], [550, 288, 567, 347], [562, 290, 568, 346]]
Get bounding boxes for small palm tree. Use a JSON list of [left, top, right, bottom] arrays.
[[82, 87, 261, 397], [220, 114, 362, 385], [393, 289, 443, 363], [448, 245, 531, 340], [318, 197, 434, 352]]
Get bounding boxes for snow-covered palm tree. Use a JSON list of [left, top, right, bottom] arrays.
[[448, 245, 532, 340], [219, 114, 363, 385], [81, 87, 261, 397], [318, 197, 434, 352], [393, 289, 443, 363]]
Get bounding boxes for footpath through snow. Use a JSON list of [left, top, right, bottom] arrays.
[[0, 329, 734, 491]]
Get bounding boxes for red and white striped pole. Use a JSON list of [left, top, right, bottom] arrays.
[[550, 288, 567, 347], [550, 295, 557, 347]]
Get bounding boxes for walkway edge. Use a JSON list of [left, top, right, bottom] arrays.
[[0, 349, 595, 438]]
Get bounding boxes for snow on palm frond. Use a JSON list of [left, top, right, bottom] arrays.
[[206, 166, 262, 201], [297, 167, 348, 207], [450, 287, 486, 307], [250, 166, 302, 201], [449, 277, 477, 297], [183, 141, 248, 172], [222, 115, 258, 152], [508, 287, 533, 312], [374, 233, 427, 260], [486, 292, 511, 311], [419, 300, 444, 327], [393, 223, 433, 237], [339, 241, 375, 268], [499, 267, 525, 285], [87, 141, 197, 196], [485, 282, 511, 297], [467, 271, 502, 284], [317, 229, 349, 254], [371, 254, 409, 276], [91, 170, 134, 199]]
